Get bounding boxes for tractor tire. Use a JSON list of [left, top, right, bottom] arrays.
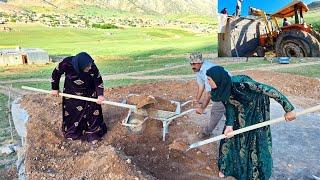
[[311, 30, 320, 43], [275, 29, 320, 57], [255, 46, 265, 57]]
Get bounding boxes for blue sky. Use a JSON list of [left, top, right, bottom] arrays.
[[218, 0, 318, 16]]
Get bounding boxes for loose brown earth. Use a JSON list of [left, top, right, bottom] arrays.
[[21, 70, 320, 179]]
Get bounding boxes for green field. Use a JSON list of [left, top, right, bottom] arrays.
[[304, 10, 320, 32], [0, 93, 17, 145], [275, 64, 320, 78], [0, 24, 216, 57], [0, 22, 216, 81]]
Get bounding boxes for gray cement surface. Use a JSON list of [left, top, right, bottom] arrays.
[[270, 100, 320, 180]]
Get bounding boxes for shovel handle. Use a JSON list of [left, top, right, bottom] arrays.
[[22, 86, 136, 110], [187, 104, 320, 151]]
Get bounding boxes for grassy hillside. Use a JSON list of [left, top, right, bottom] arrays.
[[304, 9, 320, 32], [0, 24, 216, 58], [7, 0, 216, 16]]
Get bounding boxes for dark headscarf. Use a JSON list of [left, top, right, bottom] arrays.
[[72, 52, 93, 74], [206, 66, 232, 102]]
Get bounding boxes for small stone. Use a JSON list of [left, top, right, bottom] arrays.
[[1, 145, 15, 155], [151, 147, 156, 151], [134, 177, 139, 180], [126, 159, 132, 164], [206, 166, 211, 170], [287, 163, 293, 167], [196, 151, 201, 155], [137, 171, 141, 174], [60, 146, 65, 150]]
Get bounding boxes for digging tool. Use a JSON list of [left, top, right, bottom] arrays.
[[22, 86, 197, 141], [170, 104, 320, 152], [21, 86, 137, 110]]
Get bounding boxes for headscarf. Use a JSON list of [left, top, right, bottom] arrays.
[[72, 52, 93, 74], [206, 66, 232, 102]]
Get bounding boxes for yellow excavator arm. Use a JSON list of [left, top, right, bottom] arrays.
[[249, 7, 273, 35]]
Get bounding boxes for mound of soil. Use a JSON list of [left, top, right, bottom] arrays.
[[21, 72, 320, 179], [22, 81, 219, 179], [243, 70, 320, 107], [21, 95, 153, 179]]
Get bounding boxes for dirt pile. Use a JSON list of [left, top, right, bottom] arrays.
[[21, 73, 320, 179], [21, 95, 153, 180], [243, 70, 320, 107], [126, 94, 177, 111], [22, 81, 219, 179]]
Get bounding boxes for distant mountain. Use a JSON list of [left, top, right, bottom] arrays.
[[6, 0, 216, 16], [308, 1, 320, 10]]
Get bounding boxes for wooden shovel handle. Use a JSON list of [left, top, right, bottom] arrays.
[[21, 86, 136, 110], [188, 104, 320, 151]]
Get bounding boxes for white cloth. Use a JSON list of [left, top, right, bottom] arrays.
[[196, 61, 217, 92], [196, 61, 232, 92], [237, 0, 242, 7]]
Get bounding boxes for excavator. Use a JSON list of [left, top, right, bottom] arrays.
[[249, 0, 320, 57]]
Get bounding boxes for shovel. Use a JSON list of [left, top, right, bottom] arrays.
[[170, 104, 320, 152], [21, 86, 137, 110]]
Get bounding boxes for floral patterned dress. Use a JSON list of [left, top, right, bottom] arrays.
[[218, 75, 294, 180], [51, 57, 107, 142]]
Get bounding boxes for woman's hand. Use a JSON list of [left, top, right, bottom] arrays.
[[284, 111, 296, 121], [196, 107, 204, 114], [51, 90, 59, 97], [224, 126, 234, 138], [96, 96, 105, 104]]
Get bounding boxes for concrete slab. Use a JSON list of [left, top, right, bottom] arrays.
[[270, 101, 320, 179]]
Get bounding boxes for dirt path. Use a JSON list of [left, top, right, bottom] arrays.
[[1, 61, 319, 85]]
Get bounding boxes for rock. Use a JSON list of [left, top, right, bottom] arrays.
[[1, 144, 15, 155], [126, 159, 132, 164], [60, 146, 65, 150], [196, 151, 201, 155], [287, 163, 293, 167], [206, 166, 211, 170], [151, 147, 156, 151]]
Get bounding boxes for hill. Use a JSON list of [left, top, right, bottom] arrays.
[[308, 1, 320, 10], [6, 0, 216, 16]]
